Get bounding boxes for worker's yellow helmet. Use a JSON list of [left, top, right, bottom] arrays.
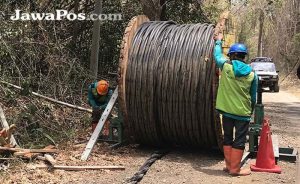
[[96, 80, 109, 95]]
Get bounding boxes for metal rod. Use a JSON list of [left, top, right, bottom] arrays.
[[81, 87, 118, 161]]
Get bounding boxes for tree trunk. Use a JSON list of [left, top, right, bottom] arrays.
[[160, 0, 166, 21], [89, 0, 102, 80], [71, 0, 80, 48], [257, 10, 264, 57], [140, 0, 164, 21]]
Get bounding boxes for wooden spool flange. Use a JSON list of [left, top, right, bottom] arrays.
[[118, 15, 150, 126]]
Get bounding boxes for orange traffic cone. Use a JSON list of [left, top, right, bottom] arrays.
[[250, 118, 281, 173]]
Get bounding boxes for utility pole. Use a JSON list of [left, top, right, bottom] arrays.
[[257, 9, 264, 57], [160, 0, 166, 20], [89, 0, 102, 80]]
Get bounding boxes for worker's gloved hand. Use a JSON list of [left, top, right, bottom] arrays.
[[99, 104, 107, 110], [215, 33, 223, 41], [93, 106, 102, 113]]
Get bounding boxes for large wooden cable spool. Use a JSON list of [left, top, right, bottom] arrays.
[[118, 14, 235, 149]]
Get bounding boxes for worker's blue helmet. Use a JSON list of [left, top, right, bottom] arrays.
[[228, 43, 248, 56]]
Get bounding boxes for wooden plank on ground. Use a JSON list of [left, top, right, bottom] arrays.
[[0, 147, 59, 153], [36, 165, 125, 171]]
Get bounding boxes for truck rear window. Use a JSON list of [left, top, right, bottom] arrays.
[[251, 63, 276, 72]]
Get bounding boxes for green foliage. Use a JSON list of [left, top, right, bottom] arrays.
[[202, 4, 223, 23], [3, 89, 18, 105], [236, 0, 299, 74], [97, 0, 142, 76], [166, 1, 210, 24], [1, 98, 90, 148]]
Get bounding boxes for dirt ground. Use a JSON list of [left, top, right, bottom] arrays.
[[1, 87, 299, 184]]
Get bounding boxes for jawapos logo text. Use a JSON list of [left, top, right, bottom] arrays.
[[10, 10, 122, 21]]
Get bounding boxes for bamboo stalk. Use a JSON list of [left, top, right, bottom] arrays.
[[0, 81, 92, 113]]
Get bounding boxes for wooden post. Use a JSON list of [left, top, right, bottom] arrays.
[[89, 0, 102, 79]]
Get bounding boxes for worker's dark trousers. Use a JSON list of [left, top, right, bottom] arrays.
[[222, 115, 249, 150], [92, 108, 103, 123]]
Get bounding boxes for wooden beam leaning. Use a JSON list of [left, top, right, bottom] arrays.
[[81, 87, 119, 161], [0, 105, 18, 147], [0, 81, 92, 113]]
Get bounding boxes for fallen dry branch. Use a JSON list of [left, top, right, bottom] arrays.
[[11, 145, 57, 159], [0, 147, 59, 154], [0, 157, 17, 160], [36, 165, 125, 171], [0, 81, 92, 113]]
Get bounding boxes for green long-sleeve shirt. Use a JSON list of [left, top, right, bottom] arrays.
[[214, 40, 258, 121]]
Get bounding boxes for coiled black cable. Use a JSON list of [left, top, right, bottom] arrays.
[[125, 21, 221, 148]]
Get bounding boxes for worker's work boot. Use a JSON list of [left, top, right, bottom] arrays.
[[230, 148, 251, 176], [223, 146, 232, 172]]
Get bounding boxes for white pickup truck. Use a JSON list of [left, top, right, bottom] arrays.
[[250, 57, 279, 92]]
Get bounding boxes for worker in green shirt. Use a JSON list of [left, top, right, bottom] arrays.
[[214, 33, 258, 176], [88, 80, 113, 135]]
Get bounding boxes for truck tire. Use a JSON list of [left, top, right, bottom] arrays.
[[274, 82, 279, 92]]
